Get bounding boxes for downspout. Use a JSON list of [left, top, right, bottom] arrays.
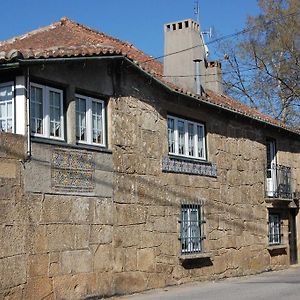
[[26, 67, 31, 160], [193, 59, 202, 95]]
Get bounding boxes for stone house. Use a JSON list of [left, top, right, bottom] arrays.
[[0, 17, 299, 300]]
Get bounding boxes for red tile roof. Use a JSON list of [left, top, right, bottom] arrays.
[[0, 17, 162, 76], [0, 17, 298, 134]]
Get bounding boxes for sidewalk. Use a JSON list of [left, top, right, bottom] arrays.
[[111, 266, 300, 300]]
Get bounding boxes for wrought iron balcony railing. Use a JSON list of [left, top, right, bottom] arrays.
[[265, 164, 292, 199]]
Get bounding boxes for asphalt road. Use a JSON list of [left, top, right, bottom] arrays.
[[116, 266, 300, 300]]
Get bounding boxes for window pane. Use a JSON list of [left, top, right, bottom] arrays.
[[6, 119, 12, 132], [269, 214, 281, 245], [0, 103, 5, 118], [178, 120, 185, 155], [188, 123, 194, 156], [76, 98, 87, 141], [168, 118, 175, 153], [30, 86, 43, 134], [92, 101, 103, 144], [0, 85, 13, 102], [197, 125, 204, 158], [7, 102, 12, 117], [0, 84, 13, 133], [49, 91, 62, 137]]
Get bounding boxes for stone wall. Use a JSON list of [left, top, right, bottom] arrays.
[[110, 80, 300, 294], [0, 60, 299, 299], [0, 134, 115, 299]]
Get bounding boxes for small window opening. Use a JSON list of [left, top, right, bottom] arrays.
[[185, 21, 189, 28], [172, 24, 176, 31], [178, 22, 182, 29]]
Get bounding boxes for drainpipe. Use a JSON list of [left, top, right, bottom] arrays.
[[193, 59, 202, 95], [26, 67, 31, 160]]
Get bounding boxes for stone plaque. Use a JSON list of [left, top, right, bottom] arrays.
[[51, 148, 95, 191], [162, 156, 217, 177]]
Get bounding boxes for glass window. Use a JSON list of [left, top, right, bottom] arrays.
[[188, 123, 194, 156], [0, 82, 14, 133], [167, 115, 206, 160], [76, 94, 105, 146], [197, 125, 205, 158], [269, 213, 281, 245], [92, 101, 103, 144], [76, 97, 87, 142], [167, 118, 175, 153], [181, 203, 204, 254], [30, 83, 64, 139], [178, 120, 185, 155]]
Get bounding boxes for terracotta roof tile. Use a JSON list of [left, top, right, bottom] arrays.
[[0, 17, 298, 135], [0, 17, 162, 75]]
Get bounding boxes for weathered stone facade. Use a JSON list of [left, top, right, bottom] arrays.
[[0, 57, 299, 300]]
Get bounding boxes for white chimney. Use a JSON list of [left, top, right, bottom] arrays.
[[163, 19, 223, 95]]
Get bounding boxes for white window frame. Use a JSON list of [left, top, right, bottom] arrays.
[[167, 115, 206, 160], [75, 94, 106, 147], [30, 83, 64, 140], [0, 81, 14, 133], [268, 213, 282, 245], [181, 203, 204, 254]]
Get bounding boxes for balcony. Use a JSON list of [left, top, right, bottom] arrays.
[[265, 164, 292, 200]]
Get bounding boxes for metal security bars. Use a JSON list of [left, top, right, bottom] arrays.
[[180, 202, 205, 254], [268, 213, 281, 245], [265, 164, 292, 199]]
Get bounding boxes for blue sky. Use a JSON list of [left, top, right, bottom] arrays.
[[0, 0, 260, 60]]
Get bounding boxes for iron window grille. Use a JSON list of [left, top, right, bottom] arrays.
[[265, 163, 292, 199], [268, 213, 282, 245], [180, 202, 205, 255]]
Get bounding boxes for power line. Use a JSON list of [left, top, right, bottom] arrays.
[[162, 54, 300, 79], [140, 10, 300, 66]]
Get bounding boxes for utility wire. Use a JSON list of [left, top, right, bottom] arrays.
[[139, 10, 300, 66], [162, 53, 300, 78]]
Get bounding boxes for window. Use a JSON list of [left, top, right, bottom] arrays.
[[30, 83, 64, 139], [0, 82, 14, 133], [268, 213, 281, 245], [181, 203, 204, 254], [76, 94, 106, 146], [168, 115, 206, 160]]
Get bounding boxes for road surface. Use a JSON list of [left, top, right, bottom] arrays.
[[116, 266, 300, 300]]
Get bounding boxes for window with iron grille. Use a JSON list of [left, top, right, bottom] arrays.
[[268, 213, 281, 245], [168, 115, 206, 160], [180, 203, 204, 254]]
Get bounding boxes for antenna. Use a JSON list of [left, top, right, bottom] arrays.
[[194, 0, 200, 24], [202, 27, 213, 40]]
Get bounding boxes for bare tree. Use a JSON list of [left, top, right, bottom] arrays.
[[221, 0, 300, 126]]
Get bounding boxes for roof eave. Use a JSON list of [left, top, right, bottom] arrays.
[[0, 54, 298, 137]]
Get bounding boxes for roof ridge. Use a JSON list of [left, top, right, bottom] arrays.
[[0, 19, 62, 47], [62, 17, 160, 63], [62, 17, 134, 50]]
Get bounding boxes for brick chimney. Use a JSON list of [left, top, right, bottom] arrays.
[[163, 19, 223, 95]]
